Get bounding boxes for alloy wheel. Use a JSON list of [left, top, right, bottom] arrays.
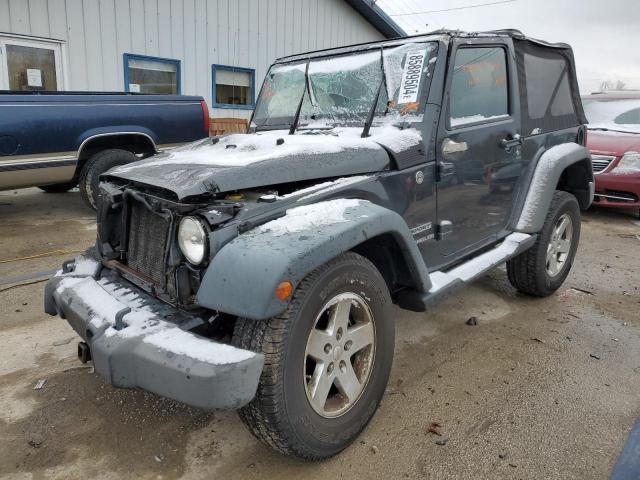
[[546, 213, 573, 277], [304, 292, 376, 418]]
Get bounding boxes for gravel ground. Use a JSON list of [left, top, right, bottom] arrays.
[[0, 188, 639, 480]]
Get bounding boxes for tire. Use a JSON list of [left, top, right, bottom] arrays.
[[232, 252, 394, 460], [79, 149, 138, 209], [507, 190, 581, 297], [38, 181, 77, 193]]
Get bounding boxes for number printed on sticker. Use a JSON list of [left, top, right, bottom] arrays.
[[398, 50, 427, 104]]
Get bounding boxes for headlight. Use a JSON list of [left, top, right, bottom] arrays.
[[178, 216, 207, 264], [615, 152, 640, 173]]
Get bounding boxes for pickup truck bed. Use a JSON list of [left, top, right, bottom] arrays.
[[0, 91, 209, 206]]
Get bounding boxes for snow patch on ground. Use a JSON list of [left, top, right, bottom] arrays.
[[255, 198, 362, 236]]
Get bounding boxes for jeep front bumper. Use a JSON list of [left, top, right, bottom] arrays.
[[44, 254, 264, 410]]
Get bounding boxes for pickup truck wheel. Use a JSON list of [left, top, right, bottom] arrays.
[[79, 149, 138, 209], [38, 181, 77, 193], [507, 191, 581, 296], [232, 252, 394, 460]]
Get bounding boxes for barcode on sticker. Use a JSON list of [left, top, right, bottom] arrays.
[[398, 50, 427, 104]]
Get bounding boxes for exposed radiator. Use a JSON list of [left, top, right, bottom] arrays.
[[126, 201, 170, 286]]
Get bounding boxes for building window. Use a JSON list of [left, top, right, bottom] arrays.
[[123, 54, 180, 94], [0, 36, 64, 91], [212, 65, 255, 109]]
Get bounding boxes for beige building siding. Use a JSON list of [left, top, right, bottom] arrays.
[[0, 0, 385, 118]]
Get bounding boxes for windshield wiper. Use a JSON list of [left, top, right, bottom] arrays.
[[588, 126, 640, 135], [362, 46, 387, 138], [289, 60, 310, 135]]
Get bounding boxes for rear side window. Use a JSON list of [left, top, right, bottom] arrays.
[[514, 40, 585, 135], [524, 53, 574, 118], [449, 47, 509, 127]]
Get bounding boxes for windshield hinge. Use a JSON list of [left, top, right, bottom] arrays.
[[435, 220, 453, 240], [435, 163, 443, 182]]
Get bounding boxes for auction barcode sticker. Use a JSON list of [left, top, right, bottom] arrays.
[[398, 50, 427, 104]]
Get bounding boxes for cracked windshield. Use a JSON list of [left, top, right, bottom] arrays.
[[252, 42, 437, 128]]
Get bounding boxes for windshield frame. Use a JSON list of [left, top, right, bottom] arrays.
[[250, 41, 439, 131]]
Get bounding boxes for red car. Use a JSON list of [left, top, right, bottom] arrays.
[[583, 93, 640, 214]]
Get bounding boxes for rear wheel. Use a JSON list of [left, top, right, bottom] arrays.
[[232, 252, 394, 460], [507, 190, 581, 296], [38, 181, 76, 193], [79, 149, 138, 209]]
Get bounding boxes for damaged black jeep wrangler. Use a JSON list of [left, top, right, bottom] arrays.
[[45, 30, 593, 460]]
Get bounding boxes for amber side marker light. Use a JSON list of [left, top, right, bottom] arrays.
[[276, 281, 293, 301]]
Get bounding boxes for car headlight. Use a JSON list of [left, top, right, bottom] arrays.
[[615, 152, 640, 173], [178, 216, 207, 264]]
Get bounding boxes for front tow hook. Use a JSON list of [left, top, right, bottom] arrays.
[[78, 341, 92, 364]]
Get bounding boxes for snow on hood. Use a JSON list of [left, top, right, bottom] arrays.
[[105, 126, 421, 200], [113, 126, 419, 172]]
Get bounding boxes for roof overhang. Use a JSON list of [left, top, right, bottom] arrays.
[[344, 0, 406, 39]]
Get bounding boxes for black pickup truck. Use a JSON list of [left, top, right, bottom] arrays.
[[46, 30, 593, 460], [0, 91, 210, 208]]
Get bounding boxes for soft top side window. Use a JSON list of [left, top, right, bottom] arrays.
[[523, 53, 574, 119], [448, 47, 509, 128], [514, 40, 585, 135]]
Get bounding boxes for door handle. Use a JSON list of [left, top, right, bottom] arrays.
[[499, 133, 522, 151], [442, 138, 468, 154]]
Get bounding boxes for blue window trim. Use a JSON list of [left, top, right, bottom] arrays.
[[212, 64, 255, 110], [123, 53, 181, 94]]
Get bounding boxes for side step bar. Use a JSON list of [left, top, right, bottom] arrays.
[[397, 232, 537, 312]]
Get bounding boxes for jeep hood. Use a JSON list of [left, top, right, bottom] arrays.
[[106, 127, 421, 200]]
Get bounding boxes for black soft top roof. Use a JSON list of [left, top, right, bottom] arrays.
[[275, 28, 572, 64]]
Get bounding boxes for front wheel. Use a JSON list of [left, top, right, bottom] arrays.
[[232, 252, 394, 460], [507, 190, 581, 296]]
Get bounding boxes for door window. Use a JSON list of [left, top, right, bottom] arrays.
[[449, 47, 509, 127], [0, 37, 64, 91]]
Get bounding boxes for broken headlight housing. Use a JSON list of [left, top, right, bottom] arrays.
[[178, 216, 207, 265], [615, 152, 640, 173]]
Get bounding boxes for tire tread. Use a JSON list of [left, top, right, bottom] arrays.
[[232, 252, 386, 460], [507, 190, 580, 297]]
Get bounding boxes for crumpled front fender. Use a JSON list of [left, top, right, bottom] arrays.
[[196, 199, 431, 320]]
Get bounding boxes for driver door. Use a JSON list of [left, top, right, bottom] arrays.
[[436, 39, 524, 257]]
